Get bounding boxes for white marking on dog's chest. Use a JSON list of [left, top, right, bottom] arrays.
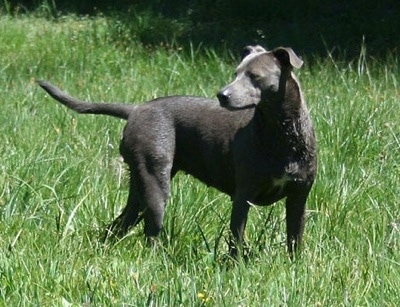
[[272, 175, 291, 190]]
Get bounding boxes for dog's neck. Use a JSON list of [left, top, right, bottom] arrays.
[[259, 69, 303, 118], [254, 71, 315, 159]]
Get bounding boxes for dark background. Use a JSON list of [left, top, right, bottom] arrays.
[[3, 0, 400, 58]]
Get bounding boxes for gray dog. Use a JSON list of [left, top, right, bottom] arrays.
[[38, 45, 317, 257]]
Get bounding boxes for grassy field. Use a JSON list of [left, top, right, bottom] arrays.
[[1, 14, 399, 306]]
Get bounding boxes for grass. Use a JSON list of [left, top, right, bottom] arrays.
[[1, 14, 399, 306]]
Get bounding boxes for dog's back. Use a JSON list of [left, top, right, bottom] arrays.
[[120, 96, 256, 196]]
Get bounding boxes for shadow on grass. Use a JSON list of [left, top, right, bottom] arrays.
[[4, 0, 400, 59]]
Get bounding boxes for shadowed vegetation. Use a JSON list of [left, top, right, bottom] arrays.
[[2, 0, 400, 58]]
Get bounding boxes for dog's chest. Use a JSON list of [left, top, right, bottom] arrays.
[[250, 161, 304, 205], [271, 174, 290, 191], [248, 174, 289, 205]]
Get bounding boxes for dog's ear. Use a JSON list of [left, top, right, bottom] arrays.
[[272, 47, 303, 69], [241, 45, 267, 60]]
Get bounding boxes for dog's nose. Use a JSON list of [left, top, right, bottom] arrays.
[[217, 89, 231, 106]]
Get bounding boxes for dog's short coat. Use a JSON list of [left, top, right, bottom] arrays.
[[38, 46, 317, 256]]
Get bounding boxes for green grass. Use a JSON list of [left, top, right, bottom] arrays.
[[1, 14, 400, 306]]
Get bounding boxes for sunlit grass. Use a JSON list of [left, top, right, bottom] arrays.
[[1, 14, 399, 305]]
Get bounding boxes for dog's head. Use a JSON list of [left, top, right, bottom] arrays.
[[217, 46, 303, 109]]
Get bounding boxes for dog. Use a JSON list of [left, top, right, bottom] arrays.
[[38, 45, 317, 257]]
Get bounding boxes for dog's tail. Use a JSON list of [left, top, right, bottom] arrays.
[[37, 80, 134, 120]]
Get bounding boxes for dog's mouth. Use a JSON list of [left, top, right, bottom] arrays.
[[217, 91, 257, 111], [219, 102, 257, 111]]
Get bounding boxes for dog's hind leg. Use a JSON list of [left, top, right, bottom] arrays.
[[104, 176, 142, 240], [139, 171, 171, 238], [104, 161, 171, 241]]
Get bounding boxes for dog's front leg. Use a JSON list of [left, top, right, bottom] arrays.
[[285, 184, 311, 257], [229, 198, 250, 257]]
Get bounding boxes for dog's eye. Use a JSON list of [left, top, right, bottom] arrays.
[[247, 72, 261, 81]]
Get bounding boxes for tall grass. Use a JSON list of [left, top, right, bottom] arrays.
[[1, 15, 399, 305]]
